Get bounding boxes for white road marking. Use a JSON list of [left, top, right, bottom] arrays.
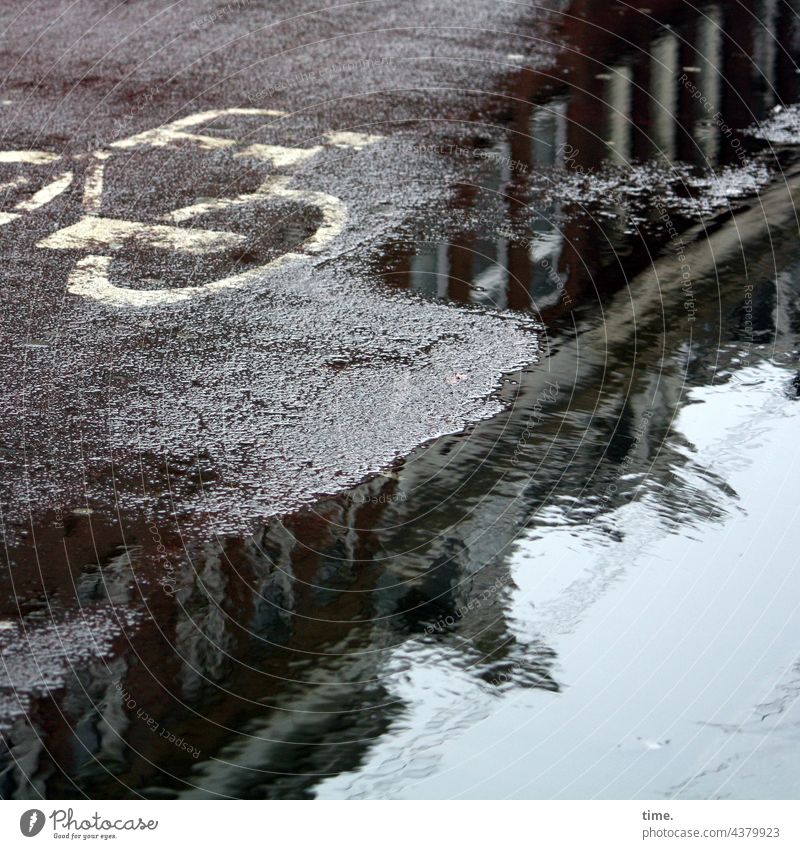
[[0, 175, 29, 191], [14, 171, 73, 211], [111, 127, 234, 151], [0, 151, 72, 226], [37, 215, 246, 253], [67, 250, 305, 307], [164, 177, 346, 249], [165, 176, 287, 223], [235, 143, 323, 168], [324, 131, 383, 150], [82, 151, 113, 213], [0, 150, 60, 164], [58, 177, 346, 306], [110, 108, 287, 151], [7, 108, 381, 304], [266, 178, 346, 253]]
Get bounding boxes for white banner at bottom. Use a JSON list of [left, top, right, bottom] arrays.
[[2, 800, 798, 848]]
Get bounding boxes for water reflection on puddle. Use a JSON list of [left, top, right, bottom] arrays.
[[345, 361, 800, 800], [3, 0, 800, 800]]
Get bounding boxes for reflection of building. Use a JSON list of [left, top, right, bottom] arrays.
[[384, 0, 800, 325], [0, 456, 559, 798]]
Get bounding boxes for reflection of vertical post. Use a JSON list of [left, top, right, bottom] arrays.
[[509, 76, 533, 169], [677, 17, 702, 165], [410, 248, 438, 298], [435, 244, 450, 299], [506, 241, 532, 311], [505, 94, 534, 311], [720, 0, 759, 155], [694, 5, 723, 166], [509, 100, 569, 313], [566, 63, 608, 169], [651, 31, 679, 162], [486, 144, 510, 310], [754, 0, 779, 109], [631, 48, 655, 160], [774, 0, 800, 106], [531, 100, 567, 168], [555, 231, 586, 313], [448, 241, 474, 303], [446, 182, 477, 303], [606, 65, 633, 165], [492, 238, 509, 310], [388, 251, 411, 291]]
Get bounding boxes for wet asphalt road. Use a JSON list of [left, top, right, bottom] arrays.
[[0, 0, 557, 530]]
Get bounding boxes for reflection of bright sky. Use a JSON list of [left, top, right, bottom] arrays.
[[319, 361, 800, 799]]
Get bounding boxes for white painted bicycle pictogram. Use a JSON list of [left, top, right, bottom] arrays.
[[0, 108, 380, 307]]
